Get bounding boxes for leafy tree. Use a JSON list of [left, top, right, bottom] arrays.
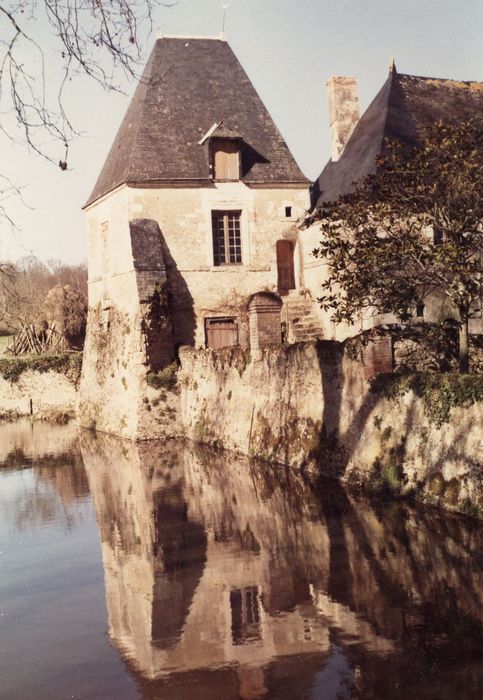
[[311, 119, 483, 372]]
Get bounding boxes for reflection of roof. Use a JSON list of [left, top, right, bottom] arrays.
[[86, 37, 308, 207], [312, 68, 483, 207]]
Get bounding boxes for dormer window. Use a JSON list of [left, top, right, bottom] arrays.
[[212, 138, 241, 181]]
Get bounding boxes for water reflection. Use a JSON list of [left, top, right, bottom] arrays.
[[0, 419, 88, 532], [80, 433, 483, 699]]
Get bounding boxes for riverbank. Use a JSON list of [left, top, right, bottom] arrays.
[[0, 353, 81, 421]]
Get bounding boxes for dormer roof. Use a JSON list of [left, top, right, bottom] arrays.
[[312, 68, 483, 208], [85, 37, 308, 207]]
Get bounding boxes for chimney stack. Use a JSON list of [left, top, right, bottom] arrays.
[[326, 76, 359, 161]]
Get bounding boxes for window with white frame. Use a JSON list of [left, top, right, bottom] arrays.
[[211, 210, 242, 265]]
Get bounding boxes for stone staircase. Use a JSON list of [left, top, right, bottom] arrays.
[[282, 293, 324, 343]]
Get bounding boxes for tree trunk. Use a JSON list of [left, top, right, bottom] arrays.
[[459, 317, 469, 373]]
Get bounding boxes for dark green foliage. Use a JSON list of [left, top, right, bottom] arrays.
[[312, 119, 483, 372], [0, 352, 82, 385], [146, 362, 178, 391], [371, 372, 483, 427]]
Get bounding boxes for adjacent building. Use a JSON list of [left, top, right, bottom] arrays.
[[300, 65, 483, 341]]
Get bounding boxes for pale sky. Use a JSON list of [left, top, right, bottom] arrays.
[[1, 0, 482, 265]]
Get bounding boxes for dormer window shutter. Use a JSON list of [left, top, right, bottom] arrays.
[[212, 138, 241, 181]]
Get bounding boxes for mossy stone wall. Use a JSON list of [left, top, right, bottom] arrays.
[[178, 343, 483, 518]]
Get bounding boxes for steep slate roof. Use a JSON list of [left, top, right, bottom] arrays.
[[312, 68, 483, 208], [86, 37, 308, 207]]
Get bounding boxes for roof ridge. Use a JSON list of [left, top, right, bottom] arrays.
[[124, 47, 159, 184], [157, 34, 224, 41], [380, 68, 402, 151], [398, 72, 483, 85]]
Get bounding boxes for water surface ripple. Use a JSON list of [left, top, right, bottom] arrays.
[[0, 420, 481, 699]]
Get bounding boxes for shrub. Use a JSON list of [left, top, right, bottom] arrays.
[[146, 362, 178, 391], [0, 352, 82, 386]]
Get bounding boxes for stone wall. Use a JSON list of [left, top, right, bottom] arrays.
[[79, 190, 175, 439], [0, 370, 77, 421], [178, 342, 483, 517]]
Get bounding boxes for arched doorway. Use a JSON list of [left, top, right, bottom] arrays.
[[276, 240, 295, 296]]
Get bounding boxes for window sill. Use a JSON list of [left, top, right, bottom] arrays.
[[209, 264, 270, 272], [211, 264, 244, 270]]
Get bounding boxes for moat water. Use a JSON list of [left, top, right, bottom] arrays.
[[0, 420, 482, 699]]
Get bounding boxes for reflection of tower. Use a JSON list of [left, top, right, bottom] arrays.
[[151, 483, 207, 650], [80, 432, 335, 695], [230, 587, 261, 645], [81, 431, 483, 698], [81, 433, 208, 677]]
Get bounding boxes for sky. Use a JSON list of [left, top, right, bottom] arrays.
[[1, 0, 482, 265]]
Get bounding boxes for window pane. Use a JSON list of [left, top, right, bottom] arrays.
[[212, 212, 226, 265], [211, 211, 242, 265]]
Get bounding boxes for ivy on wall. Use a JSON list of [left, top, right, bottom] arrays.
[[371, 372, 483, 427]]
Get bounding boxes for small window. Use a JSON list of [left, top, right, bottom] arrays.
[[285, 206, 292, 218], [212, 211, 242, 265], [212, 139, 240, 180], [416, 303, 425, 318], [433, 226, 443, 245]]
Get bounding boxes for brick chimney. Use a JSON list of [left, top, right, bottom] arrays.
[[326, 76, 359, 161]]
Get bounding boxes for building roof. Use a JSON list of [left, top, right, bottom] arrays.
[[312, 68, 483, 208], [85, 37, 308, 207]]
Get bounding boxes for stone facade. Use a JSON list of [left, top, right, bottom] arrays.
[[79, 181, 308, 437]]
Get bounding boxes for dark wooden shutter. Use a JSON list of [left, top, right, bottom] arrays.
[[205, 318, 239, 349], [213, 140, 240, 180], [276, 240, 295, 295]]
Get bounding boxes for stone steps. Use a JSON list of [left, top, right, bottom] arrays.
[[282, 294, 324, 343]]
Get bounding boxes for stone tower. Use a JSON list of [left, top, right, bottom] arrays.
[[79, 36, 309, 439]]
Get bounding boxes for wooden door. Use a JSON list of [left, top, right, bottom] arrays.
[[205, 318, 239, 349], [276, 240, 295, 295]]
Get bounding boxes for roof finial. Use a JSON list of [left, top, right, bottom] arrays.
[[220, 4, 229, 40], [389, 57, 396, 74]]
